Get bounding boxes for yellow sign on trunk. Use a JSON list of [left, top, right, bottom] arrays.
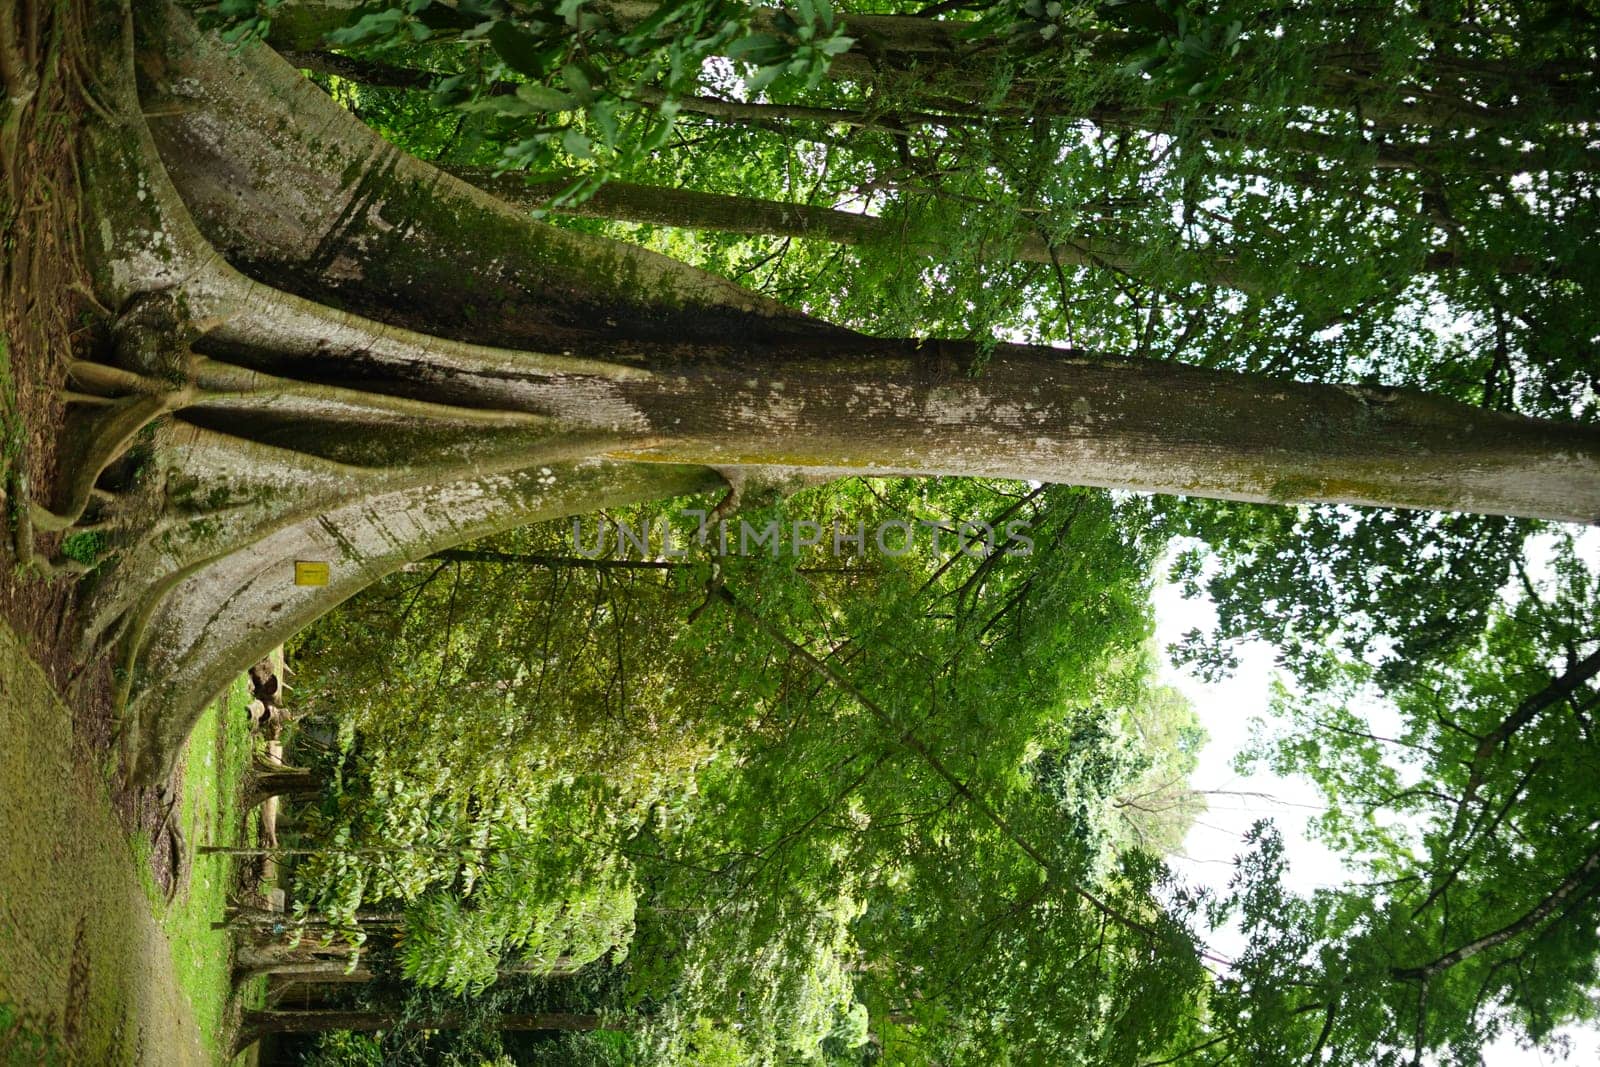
[[294, 561, 330, 586]]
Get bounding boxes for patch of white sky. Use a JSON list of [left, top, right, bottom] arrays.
[[1154, 523, 1600, 1064]]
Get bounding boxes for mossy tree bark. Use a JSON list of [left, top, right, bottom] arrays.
[[45, 0, 1600, 785]]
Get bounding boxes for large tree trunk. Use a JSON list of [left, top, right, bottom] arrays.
[[43, 0, 1600, 787]]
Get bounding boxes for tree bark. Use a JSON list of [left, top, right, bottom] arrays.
[[246, 769, 323, 808], [235, 1009, 621, 1053], [46, 0, 1600, 788]]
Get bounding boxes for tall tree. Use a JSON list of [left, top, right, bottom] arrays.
[[6, 0, 1595, 790]]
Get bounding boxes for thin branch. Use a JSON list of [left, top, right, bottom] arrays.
[[715, 582, 1224, 964], [1393, 839, 1600, 981]]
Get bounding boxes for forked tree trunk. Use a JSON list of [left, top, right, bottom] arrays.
[[46, 0, 1600, 786]]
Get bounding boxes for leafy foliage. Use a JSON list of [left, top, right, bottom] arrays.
[[287, 480, 1214, 1059], [1210, 531, 1600, 1061]]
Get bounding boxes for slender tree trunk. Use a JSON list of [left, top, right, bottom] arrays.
[[450, 164, 1258, 286], [275, 46, 1590, 177], [431, 549, 679, 570], [247, 769, 323, 808], [235, 1010, 621, 1053], [427, 549, 874, 574], [241, 1008, 616, 1032], [451, 166, 1528, 283], [264, 1, 1597, 129], [243, 953, 583, 983], [253, 961, 375, 984]]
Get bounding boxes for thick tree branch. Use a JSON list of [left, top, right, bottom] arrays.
[[1392, 840, 1600, 981], [1428, 644, 1600, 879]]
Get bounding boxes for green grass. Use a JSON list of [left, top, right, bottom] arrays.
[[154, 675, 264, 1063], [59, 530, 107, 566], [0, 999, 65, 1066]]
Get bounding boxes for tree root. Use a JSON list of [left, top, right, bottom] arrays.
[[151, 785, 187, 905], [26, 554, 92, 579], [34, 366, 192, 533], [6, 468, 37, 570]]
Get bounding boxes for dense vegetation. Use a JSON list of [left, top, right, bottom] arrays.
[[258, 496, 1600, 1065], [40, 0, 1600, 1061]]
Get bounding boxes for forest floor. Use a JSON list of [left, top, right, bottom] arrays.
[[0, 619, 201, 1064], [0, 620, 261, 1065], [0, 3, 263, 1061]]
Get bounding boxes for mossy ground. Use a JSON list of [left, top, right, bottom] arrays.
[[0, 620, 263, 1064]]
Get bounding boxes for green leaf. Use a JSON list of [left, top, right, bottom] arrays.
[[326, 9, 405, 46], [561, 62, 596, 103], [627, 0, 695, 40], [639, 113, 677, 153], [744, 62, 786, 93], [1103, 0, 1176, 34], [414, 3, 480, 31], [487, 20, 553, 78], [724, 33, 789, 66], [431, 73, 471, 106], [588, 100, 621, 149], [516, 83, 577, 111], [561, 128, 594, 159]]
